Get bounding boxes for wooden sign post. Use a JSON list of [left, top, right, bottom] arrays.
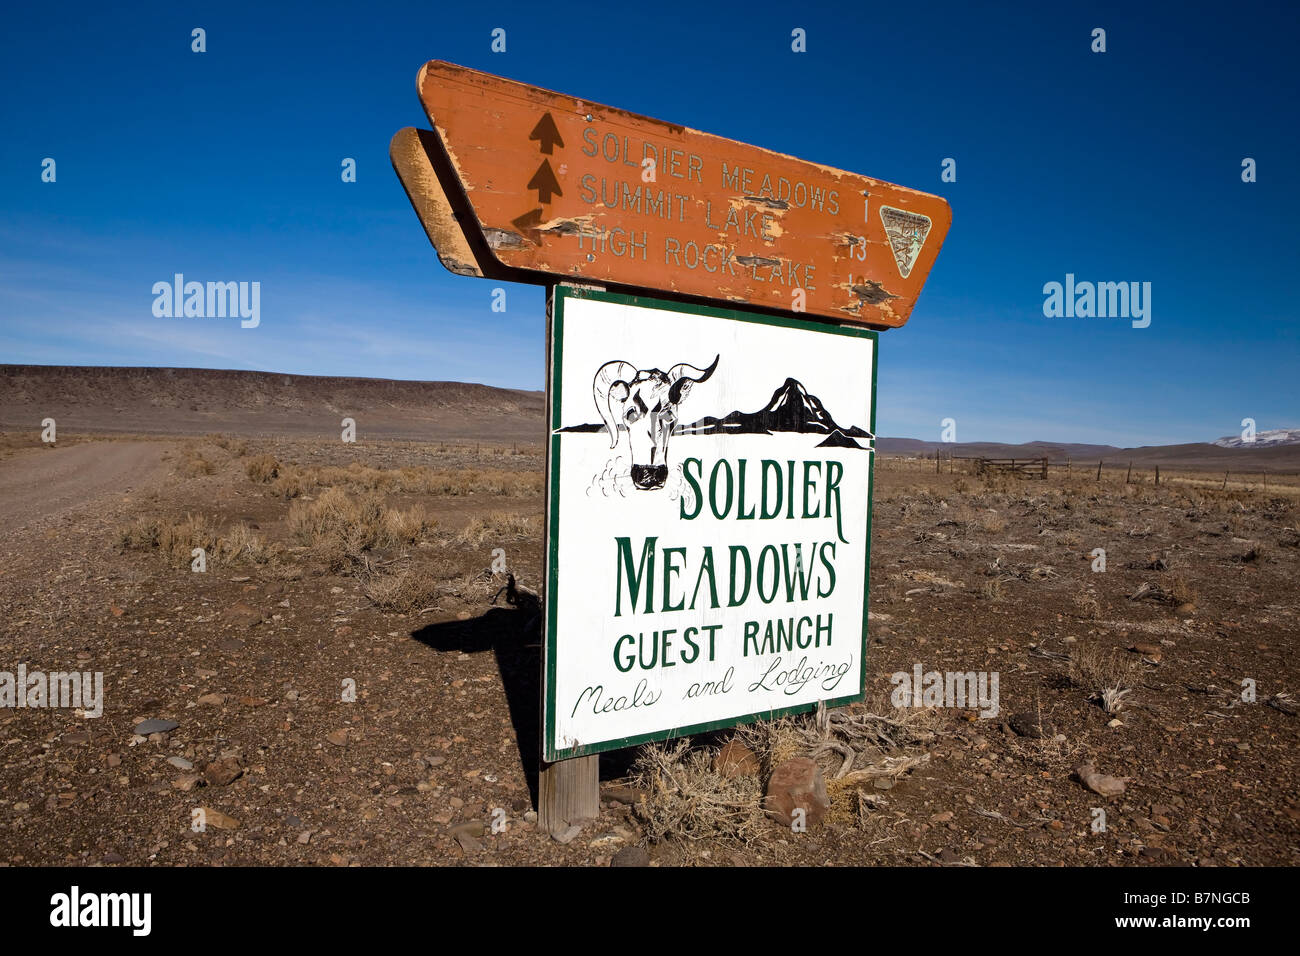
[[391, 61, 949, 837]]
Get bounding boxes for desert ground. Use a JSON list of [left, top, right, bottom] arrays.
[[0, 370, 1297, 867]]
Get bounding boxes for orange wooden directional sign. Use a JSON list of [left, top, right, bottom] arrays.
[[408, 60, 951, 328]]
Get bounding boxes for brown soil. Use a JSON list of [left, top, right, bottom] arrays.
[[0, 434, 1296, 867]]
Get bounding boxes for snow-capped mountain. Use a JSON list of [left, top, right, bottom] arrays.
[[1213, 428, 1300, 449]]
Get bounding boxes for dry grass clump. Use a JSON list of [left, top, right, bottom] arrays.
[[270, 470, 305, 498], [456, 511, 538, 545], [1069, 643, 1142, 707], [287, 487, 434, 571], [245, 454, 280, 482], [208, 434, 249, 456], [289, 463, 543, 498], [215, 522, 280, 565], [980, 512, 1007, 534], [1073, 591, 1101, 619], [630, 739, 764, 844], [362, 570, 442, 612], [740, 704, 937, 830], [116, 514, 278, 568], [1169, 574, 1198, 606], [179, 444, 217, 476]]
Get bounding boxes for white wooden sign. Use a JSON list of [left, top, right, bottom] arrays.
[[543, 287, 877, 760]]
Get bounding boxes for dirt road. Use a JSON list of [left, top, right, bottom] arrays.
[[0, 441, 169, 534]]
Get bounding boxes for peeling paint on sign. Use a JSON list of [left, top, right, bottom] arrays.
[[409, 61, 951, 328]]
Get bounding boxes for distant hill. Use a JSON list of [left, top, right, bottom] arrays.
[[1213, 428, 1300, 449], [877, 437, 1300, 471], [0, 365, 544, 442], [2, 365, 1296, 471]]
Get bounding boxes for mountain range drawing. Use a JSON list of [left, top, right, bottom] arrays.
[[560, 359, 874, 491], [674, 377, 875, 449]]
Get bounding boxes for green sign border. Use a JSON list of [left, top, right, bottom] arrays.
[[544, 285, 879, 763]]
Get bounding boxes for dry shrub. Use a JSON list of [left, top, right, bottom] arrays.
[[1069, 643, 1141, 702], [456, 511, 538, 545], [735, 716, 808, 775], [246, 454, 280, 483], [630, 739, 764, 844], [117, 518, 161, 552], [157, 513, 218, 565], [980, 578, 1005, 602], [980, 512, 1007, 534], [180, 446, 217, 476], [287, 487, 434, 571], [362, 570, 441, 612], [1073, 591, 1101, 620], [271, 470, 304, 498], [214, 522, 278, 565], [118, 514, 279, 568], [209, 435, 249, 456], [1169, 574, 1198, 606]]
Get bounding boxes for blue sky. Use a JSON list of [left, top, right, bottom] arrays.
[[1, 0, 1295, 446]]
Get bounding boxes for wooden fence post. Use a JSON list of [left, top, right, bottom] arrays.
[[1222, 470, 1229, 491], [1097, 460, 1103, 481], [539, 754, 600, 836], [1125, 461, 1132, 484], [1155, 466, 1160, 486], [538, 282, 601, 837]]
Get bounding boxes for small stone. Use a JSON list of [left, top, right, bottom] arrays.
[[326, 729, 350, 746], [172, 774, 203, 792], [1075, 762, 1131, 798], [203, 756, 243, 787], [222, 602, 266, 627], [200, 808, 240, 830], [167, 756, 193, 771], [713, 741, 761, 778], [102, 851, 124, 864], [938, 848, 960, 864], [1008, 711, 1050, 739], [196, 693, 226, 706], [930, 811, 954, 823], [611, 846, 650, 867], [450, 821, 486, 840], [764, 757, 830, 827], [297, 831, 313, 844], [551, 824, 583, 844], [133, 719, 178, 735]]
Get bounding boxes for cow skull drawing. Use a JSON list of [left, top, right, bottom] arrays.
[[593, 355, 719, 490]]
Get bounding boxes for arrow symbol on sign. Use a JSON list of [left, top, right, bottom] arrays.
[[511, 207, 545, 245], [528, 160, 562, 204], [529, 113, 564, 154]]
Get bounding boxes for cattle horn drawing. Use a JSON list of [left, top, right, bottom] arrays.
[[593, 355, 719, 490]]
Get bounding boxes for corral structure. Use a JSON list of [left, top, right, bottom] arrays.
[[954, 456, 1048, 479]]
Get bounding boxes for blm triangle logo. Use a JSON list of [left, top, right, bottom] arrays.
[[880, 205, 932, 278]]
